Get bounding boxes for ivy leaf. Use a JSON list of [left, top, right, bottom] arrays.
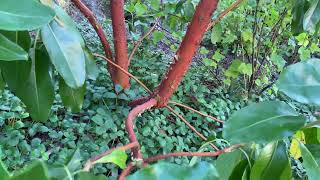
[[153, 31, 165, 44], [0, 33, 28, 61], [270, 54, 286, 71], [150, 0, 160, 10], [41, 16, 86, 88], [94, 149, 127, 169], [203, 58, 217, 68], [223, 101, 306, 144], [59, 77, 86, 113], [303, 0, 320, 32], [212, 50, 225, 62], [242, 30, 253, 42], [211, 23, 222, 44], [0, 0, 55, 31], [127, 162, 220, 180], [134, 2, 147, 16], [300, 143, 320, 179], [276, 58, 320, 105], [250, 141, 292, 180], [298, 47, 311, 60]]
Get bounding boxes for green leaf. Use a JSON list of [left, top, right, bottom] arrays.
[[134, 2, 147, 16], [0, 33, 28, 61], [127, 162, 220, 180], [153, 31, 165, 44], [212, 50, 225, 62], [0, 70, 5, 92], [94, 149, 127, 169], [211, 23, 222, 44], [84, 47, 99, 80], [290, 131, 305, 159], [276, 58, 320, 105], [305, 144, 320, 165], [242, 30, 253, 42], [41, 18, 86, 88], [291, 0, 310, 34], [77, 172, 106, 180], [0, 161, 10, 180], [0, 0, 55, 31], [303, 127, 320, 144], [304, 0, 320, 32], [270, 54, 286, 71], [214, 150, 244, 180], [223, 101, 306, 144], [11, 161, 50, 180], [59, 77, 86, 113], [300, 143, 320, 179], [150, 0, 160, 10], [250, 141, 291, 180]]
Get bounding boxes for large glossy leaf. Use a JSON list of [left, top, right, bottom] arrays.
[[41, 19, 86, 88], [59, 77, 86, 113], [48, 149, 82, 179], [276, 58, 320, 105], [0, 33, 28, 61], [9, 49, 54, 122], [127, 162, 220, 180], [305, 144, 320, 165], [11, 161, 50, 180], [223, 101, 306, 144], [304, 0, 320, 32], [0, 0, 55, 31], [300, 143, 320, 179], [84, 47, 99, 80], [292, 0, 310, 34], [0, 161, 10, 180], [214, 150, 244, 180], [250, 141, 291, 180]]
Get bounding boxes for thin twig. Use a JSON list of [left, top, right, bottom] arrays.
[[83, 142, 139, 171], [118, 162, 135, 180], [165, 105, 219, 151], [169, 101, 223, 123], [93, 53, 152, 94], [207, 0, 244, 30], [126, 99, 158, 159], [128, 18, 160, 64], [144, 144, 243, 163]]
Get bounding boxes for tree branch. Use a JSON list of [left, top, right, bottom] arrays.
[[126, 99, 158, 159], [118, 162, 135, 180], [111, 0, 130, 88], [71, 0, 115, 76], [169, 101, 224, 123], [206, 0, 244, 30]]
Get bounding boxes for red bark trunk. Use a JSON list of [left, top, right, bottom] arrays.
[[154, 0, 219, 107], [111, 0, 130, 89]]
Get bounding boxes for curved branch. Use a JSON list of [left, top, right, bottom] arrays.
[[169, 101, 224, 123], [118, 162, 135, 180], [71, 0, 115, 76], [165, 105, 219, 150], [93, 53, 152, 94], [83, 142, 139, 171], [126, 99, 158, 159], [128, 18, 160, 64], [206, 0, 244, 30], [144, 144, 242, 163]]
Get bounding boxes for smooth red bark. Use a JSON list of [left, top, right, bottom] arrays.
[[154, 0, 219, 107], [111, 0, 130, 89]]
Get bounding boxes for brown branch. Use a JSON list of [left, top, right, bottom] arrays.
[[206, 0, 244, 30], [126, 99, 158, 159], [165, 105, 219, 151], [111, 0, 130, 88], [71, 0, 115, 77], [144, 144, 242, 163], [118, 162, 135, 180], [128, 18, 160, 64], [93, 53, 152, 94], [83, 142, 139, 171], [169, 101, 224, 123]]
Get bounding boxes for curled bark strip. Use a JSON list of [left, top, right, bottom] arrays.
[[154, 0, 219, 107], [169, 101, 224, 123], [144, 144, 242, 163], [83, 142, 139, 172], [94, 54, 152, 94], [126, 99, 158, 159], [111, 0, 130, 88], [165, 105, 219, 151], [206, 0, 244, 30], [118, 162, 135, 180], [71, 0, 115, 76]]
